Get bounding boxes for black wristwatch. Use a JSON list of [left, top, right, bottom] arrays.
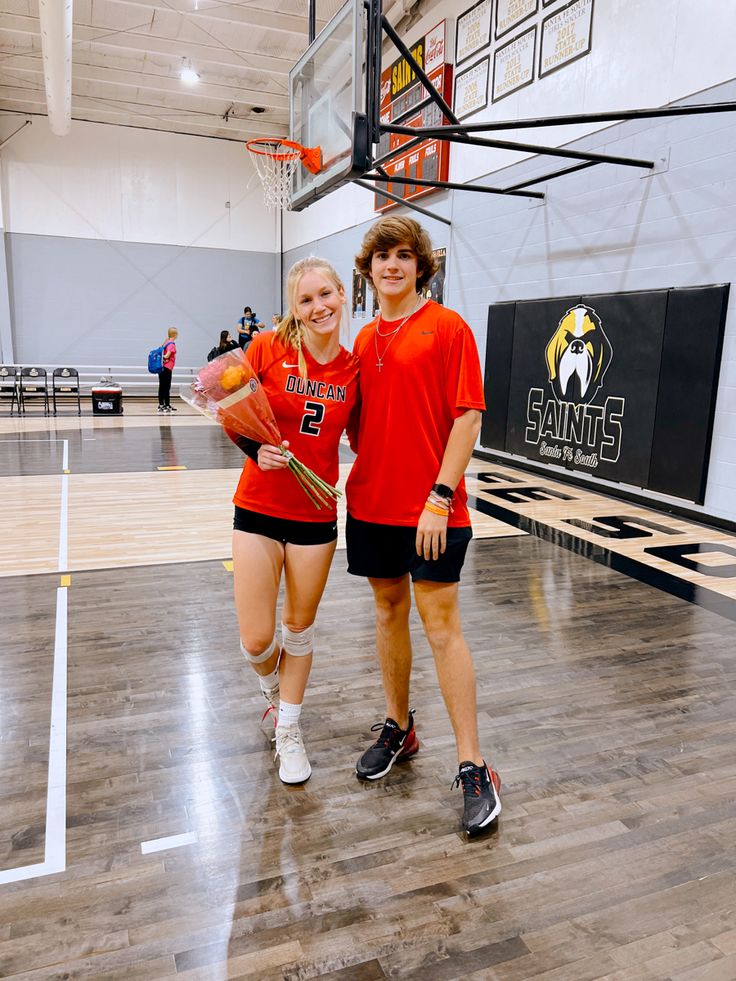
[[432, 483, 454, 500]]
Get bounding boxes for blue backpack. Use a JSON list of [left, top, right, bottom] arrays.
[[148, 343, 166, 374]]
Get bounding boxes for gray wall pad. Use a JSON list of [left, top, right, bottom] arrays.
[[7, 235, 279, 367], [0, 229, 14, 363]]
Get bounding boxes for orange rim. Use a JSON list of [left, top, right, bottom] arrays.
[[245, 138, 322, 175]]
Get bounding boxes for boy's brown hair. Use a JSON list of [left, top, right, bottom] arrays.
[[355, 216, 439, 291]]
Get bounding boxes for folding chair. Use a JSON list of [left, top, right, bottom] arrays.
[[0, 365, 22, 414], [20, 367, 50, 414], [52, 367, 82, 415]]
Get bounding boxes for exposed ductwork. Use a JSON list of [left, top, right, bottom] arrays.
[[38, 0, 73, 136]]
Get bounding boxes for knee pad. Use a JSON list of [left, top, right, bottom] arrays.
[[281, 622, 315, 657], [240, 636, 277, 664]]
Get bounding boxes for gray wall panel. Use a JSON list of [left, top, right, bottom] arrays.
[[0, 230, 13, 363], [7, 234, 279, 367]]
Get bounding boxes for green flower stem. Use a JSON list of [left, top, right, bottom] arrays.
[[293, 467, 332, 507], [291, 460, 338, 501], [288, 459, 325, 504], [277, 442, 341, 508], [289, 461, 328, 509]]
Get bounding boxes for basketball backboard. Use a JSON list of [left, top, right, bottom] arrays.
[[289, 0, 371, 211]]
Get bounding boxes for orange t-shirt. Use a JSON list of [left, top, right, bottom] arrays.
[[346, 300, 485, 527], [233, 332, 359, 522]]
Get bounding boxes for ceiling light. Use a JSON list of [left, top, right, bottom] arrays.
[[180, 58, 200, 84]]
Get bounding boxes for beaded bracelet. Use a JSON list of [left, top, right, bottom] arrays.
[[427, 492, 452, 511]]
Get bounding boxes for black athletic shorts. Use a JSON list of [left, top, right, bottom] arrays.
[[346, 512, 472, 583], [233, 506, 337, 546]]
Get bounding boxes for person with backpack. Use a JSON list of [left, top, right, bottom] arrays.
[[207, 330, 239, 362], [157, 327, 178, 413]]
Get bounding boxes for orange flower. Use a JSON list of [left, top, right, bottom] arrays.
[[221, 365, 245, 391]]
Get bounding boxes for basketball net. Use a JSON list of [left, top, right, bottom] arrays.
[[246, 138, 321, 211]]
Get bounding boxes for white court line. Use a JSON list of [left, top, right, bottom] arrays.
[[44, 586, 68, 873], [0, 444, 69, 885], [0, 586, 68, 884], [141, 832, 198, 855], [0, 436, 70, 472], [58, 471, 69, 572]]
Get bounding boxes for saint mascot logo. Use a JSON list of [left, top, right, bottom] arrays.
[[526, 304, 624, 468], [545, 305, 612, 404]]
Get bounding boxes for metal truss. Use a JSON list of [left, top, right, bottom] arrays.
[[358, 0, 736, 224]]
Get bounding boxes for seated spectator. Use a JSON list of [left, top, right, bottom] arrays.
[[208, 330, 239, 361], [241, 322, 259, 352]]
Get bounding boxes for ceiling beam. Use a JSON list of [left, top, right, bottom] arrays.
[[103, 0, 320, 39], [0, 56, 290, 110], [3, 13, 301, 76], [37, 0, 73, 135]]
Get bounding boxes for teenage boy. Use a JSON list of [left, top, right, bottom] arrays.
[[346, 216, 501, 837]]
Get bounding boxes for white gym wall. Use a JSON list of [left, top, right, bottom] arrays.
[[1, 120, 280, 366]]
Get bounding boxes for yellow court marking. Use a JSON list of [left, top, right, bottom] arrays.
[[60, 574, 71, 587], [222, 560, 234, 572], [157, 465, 187, 471], [64, 469, 70, 474]]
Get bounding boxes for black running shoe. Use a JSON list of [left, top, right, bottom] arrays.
[[453, 761, 502, 837], [356, 712, 419, 780]]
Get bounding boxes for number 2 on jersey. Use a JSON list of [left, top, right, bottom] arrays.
[[300, 400, 324, 436]]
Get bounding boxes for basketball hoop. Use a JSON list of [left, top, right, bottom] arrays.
[[246, 138, 322, 211]]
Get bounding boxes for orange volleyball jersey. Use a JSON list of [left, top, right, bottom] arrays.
[[345, 301, 485, 527], [233, 332, 359, 522]]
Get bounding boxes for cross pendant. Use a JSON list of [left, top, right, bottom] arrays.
[[376, 359, 383, 372]]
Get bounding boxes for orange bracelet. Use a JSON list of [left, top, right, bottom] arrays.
[[424, 501, 450, 517]]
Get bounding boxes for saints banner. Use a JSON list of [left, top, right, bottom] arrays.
[[481, 285, 729, 503]]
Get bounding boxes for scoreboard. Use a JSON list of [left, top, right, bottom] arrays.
[[375, 20, 453, 212]]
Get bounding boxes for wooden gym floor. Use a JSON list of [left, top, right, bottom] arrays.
[[1, 400, 735, 980]]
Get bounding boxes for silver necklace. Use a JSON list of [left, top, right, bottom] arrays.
[[374, 298, 421, 372]]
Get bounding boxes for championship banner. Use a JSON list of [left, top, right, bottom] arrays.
[[375, 21, 452, 212]]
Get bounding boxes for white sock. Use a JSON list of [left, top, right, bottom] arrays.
[[259, 668, 279, 693], [278, 700, 302, 728]]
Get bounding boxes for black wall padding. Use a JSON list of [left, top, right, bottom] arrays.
[[579, 290, 669, 486], [481, 284, 730, 505], [648, 285, 729, 504], [480, 301, 516, 451]]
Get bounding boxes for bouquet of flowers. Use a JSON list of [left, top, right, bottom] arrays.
[[180, 348, 340, 509]]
